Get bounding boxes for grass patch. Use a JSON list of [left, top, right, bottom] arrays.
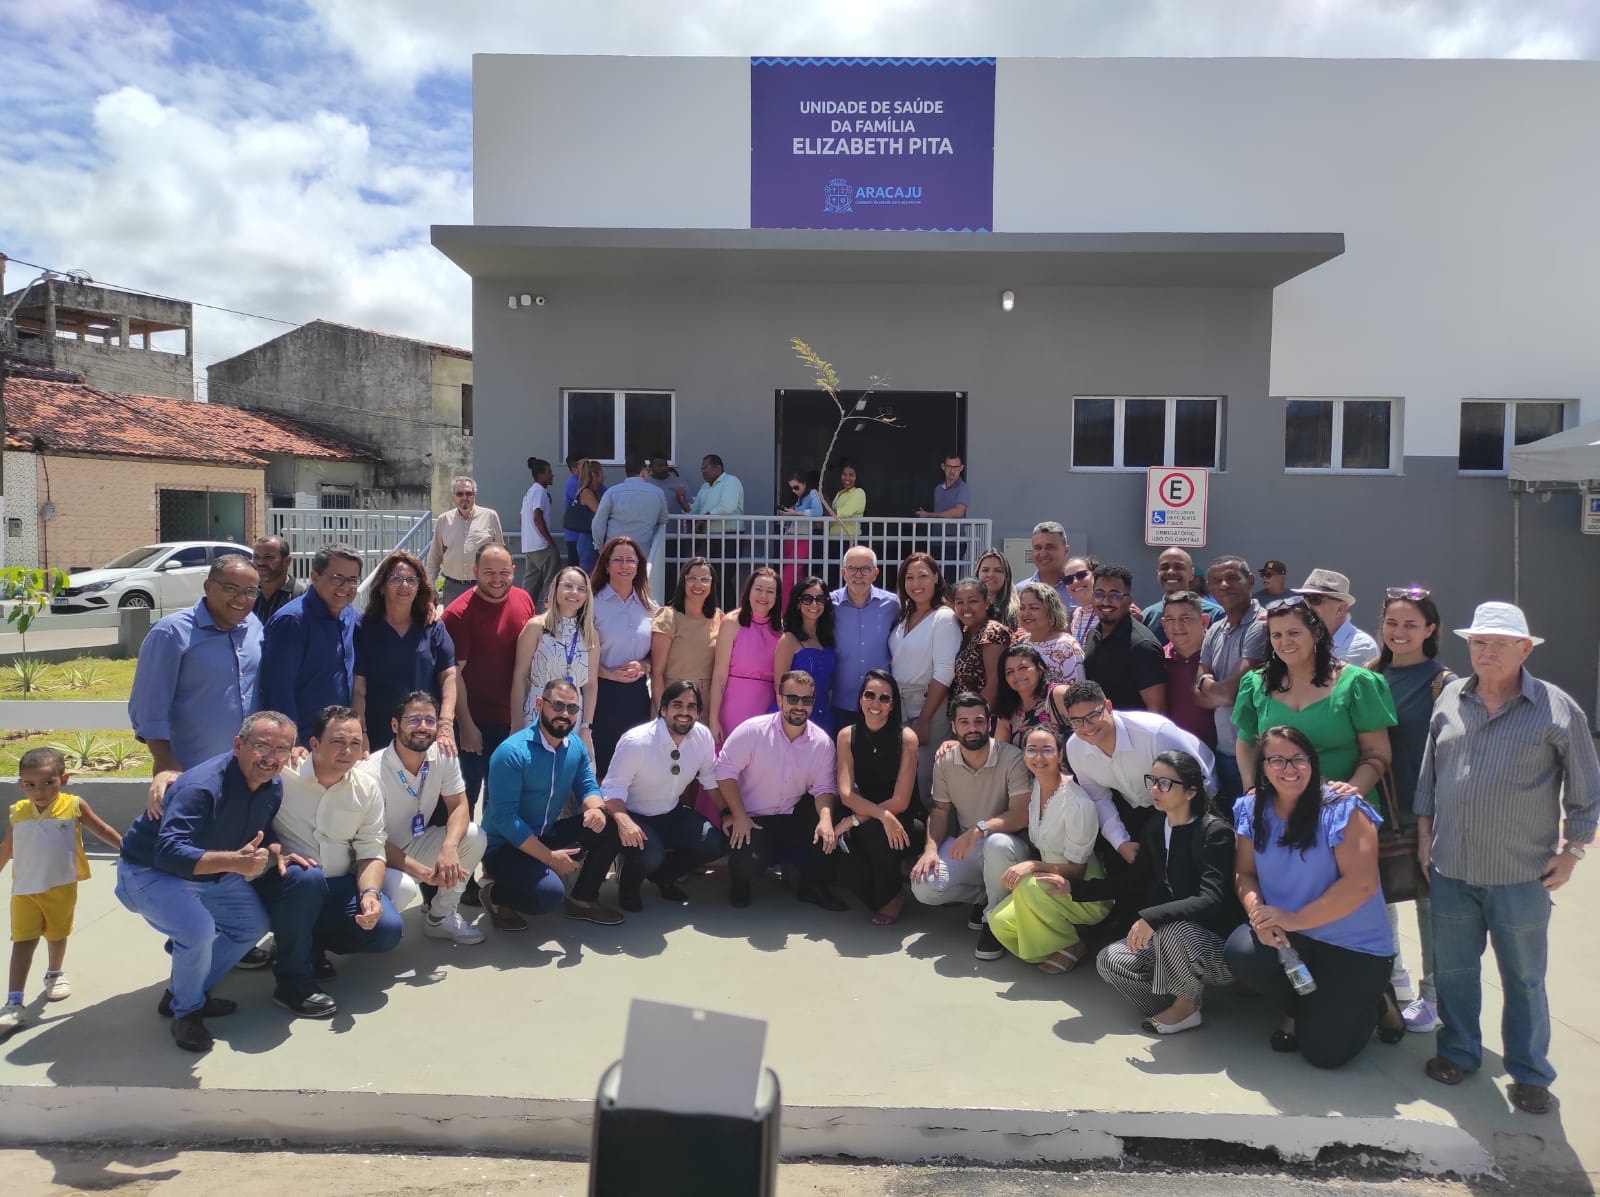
[[0, 728, 152, 778], [0, 654, 138, 701]]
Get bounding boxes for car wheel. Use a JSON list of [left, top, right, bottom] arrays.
[[119, 592, 154, 610]]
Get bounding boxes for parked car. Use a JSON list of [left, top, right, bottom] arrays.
[[49, 541, 253, 615]]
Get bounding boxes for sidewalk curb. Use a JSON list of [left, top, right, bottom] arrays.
[[0, 1084, 1493, 1177]]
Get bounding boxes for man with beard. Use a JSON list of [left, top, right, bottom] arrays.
[[357, 691, 487, 944], [480, 679, 624, 929], [251, 535, 305, 626], [714, 671, 844, 911], [910, 693, 1032, 960], [602, 681, 729, 911], [1081, 563, 1166, 713]]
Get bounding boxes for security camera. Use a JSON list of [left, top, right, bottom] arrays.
[[534, 295, 547, 307]]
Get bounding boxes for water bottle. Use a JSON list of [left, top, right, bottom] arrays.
[[1277, 943, 1316, 995]]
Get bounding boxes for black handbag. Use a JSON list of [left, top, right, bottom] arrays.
[[1375, 768, 1428, 903], [563, 499, 594, 534]]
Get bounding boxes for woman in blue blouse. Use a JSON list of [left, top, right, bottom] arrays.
[[353, 549, 457, 752], [778, 469, 825, 596], [1226, 725, 1405, 1068]]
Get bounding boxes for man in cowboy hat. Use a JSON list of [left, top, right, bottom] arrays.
[[1291, 568, 1378, 665], [1413, 602, 1599, 1116]]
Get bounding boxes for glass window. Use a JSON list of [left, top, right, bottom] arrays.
[[1340, 400, 1392, 470], [1457, 402, 1505, 472], [460, 383, 474, 437], [211, 545, 250, 563], [1513, 401, 1565, 447], [170, 547, 209, 568], [623, 392, 673, 464], [1285, 400, 1334, 469], [1123, 399, 1165, 468], [1071, 397, 1114, 467], [1173, 399, 1218, 467], [565, 391, 615, 462]]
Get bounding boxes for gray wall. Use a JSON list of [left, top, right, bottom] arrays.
[[471, 273, 1600, 709], [208, 322, 456, 511]]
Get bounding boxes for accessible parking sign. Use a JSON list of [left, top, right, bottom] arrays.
[[1145, 467, 1209, 547]]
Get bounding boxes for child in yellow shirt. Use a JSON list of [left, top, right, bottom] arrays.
[[0, 747, 122, 1034]]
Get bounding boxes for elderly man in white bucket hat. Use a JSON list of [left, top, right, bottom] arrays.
[[1291, 568, 1378, 666], [1413, 601, 1599, 1116]]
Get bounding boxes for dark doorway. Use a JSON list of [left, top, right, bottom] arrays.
[[774, 389, 967, 516]]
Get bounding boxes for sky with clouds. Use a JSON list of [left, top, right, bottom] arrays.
[[1, 0, 1596, 396]]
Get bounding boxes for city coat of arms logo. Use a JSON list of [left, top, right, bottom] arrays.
[[823, 178, 853, 213]]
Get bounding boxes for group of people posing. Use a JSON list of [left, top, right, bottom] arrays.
[[1, 508, 1593, 1123]]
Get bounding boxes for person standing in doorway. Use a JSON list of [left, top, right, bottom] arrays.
[[427, 477, 504, 606], [914, 453, 970, 574], [520, 457, 560, 607]]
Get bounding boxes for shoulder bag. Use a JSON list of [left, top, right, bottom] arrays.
[[1374, 766, 1427, 903]]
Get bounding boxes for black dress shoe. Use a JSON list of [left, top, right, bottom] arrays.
[[273, 990, 339, 1019], [159, 990, 238, 1019], [460, 878, 482, 908], [729, 881, 752, 908], [618, 890, 644, 913], [655, 880, 691, 904], [313, 952, 337, 981], [170, 1012, 213, 1052], [797, 884, 847, 912], [235, 945, 273, 969]]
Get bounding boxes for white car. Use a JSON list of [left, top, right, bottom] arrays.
[[50, 541, 254, 615]]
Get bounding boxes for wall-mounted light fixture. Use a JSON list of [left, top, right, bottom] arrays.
[[1001, 290, 1016, 313]]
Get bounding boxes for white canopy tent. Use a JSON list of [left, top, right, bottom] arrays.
[[1510, 416, 1600, 485]]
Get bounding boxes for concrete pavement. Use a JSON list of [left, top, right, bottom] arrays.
[[0, 854, 1595, 1189]]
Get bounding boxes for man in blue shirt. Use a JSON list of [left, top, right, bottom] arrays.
[[260, 544, 361, 745], [479, 679, 624, 931], [829, 545, 900, 731], [128, 556, 264, 775], [915, 453, 971, 574], [591, 455, 669, 558], [115, 712, 300, 1052]]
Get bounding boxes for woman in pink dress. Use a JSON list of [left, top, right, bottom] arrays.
[[710, 567, 784, 746]]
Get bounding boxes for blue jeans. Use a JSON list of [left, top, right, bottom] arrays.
[[1214, 751, 1244, 803], [620, 806, 729, 894], [253, 864, 403, 1000], [1430, 868, 1555, 1086], [115, 861, 270, 1019], [456, 722, 511, 824]]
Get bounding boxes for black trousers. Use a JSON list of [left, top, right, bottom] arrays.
[[840, 814, 920, 910], [592, 678, 651, 778], [728, 795, 830, 889], [1225, 925, 1394, 1069]]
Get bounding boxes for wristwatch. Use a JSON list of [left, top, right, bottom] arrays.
[[1563, 842, 1588, 860], [976, 819, 990, 837]]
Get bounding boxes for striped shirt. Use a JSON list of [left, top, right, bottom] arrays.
[[1414, 669, 1600, 886]]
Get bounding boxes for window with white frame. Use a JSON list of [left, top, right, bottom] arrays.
[[1457, 399, 1569, 475], [562, 389, 675, 466], [1070, 396, 1222, 471], [1283, 398, 1399, 473]]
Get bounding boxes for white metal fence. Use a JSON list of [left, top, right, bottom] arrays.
[[646, 514, 993, 604], [267, 508, 431, 582]]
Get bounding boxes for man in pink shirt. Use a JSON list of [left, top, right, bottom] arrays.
[[714, 670, 844, 911]]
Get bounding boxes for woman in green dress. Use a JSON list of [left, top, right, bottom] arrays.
[[1232, 596, 1396, 798], [987, 724, 1115, 974]]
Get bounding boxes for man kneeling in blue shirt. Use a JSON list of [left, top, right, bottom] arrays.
[[116, 712, 302, 1052]]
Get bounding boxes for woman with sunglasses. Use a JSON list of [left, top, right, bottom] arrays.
[[1013, 581, 1086, 686], [774, 575, 837, 733], [986, 724, 1113, 974], [511, 566, 599, 757], [1232, 597, 1396, 804], [1226, 727, 1404, 1067], [589, 536, 656, 776], [1370, 586, 1457, 1033], [709, 567, 784, 746], [778, 469, 825, 595], [1094, 750, 1244, 1034], [992, 643, 1070, 746], [353, 549, 457, 752], [975, 548, 1019, 630], [950, 577, 1012, 716], [834, 670, 921, 924], [1064, 556, 1100, 646]]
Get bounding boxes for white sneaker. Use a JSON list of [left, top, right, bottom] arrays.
[[1390, 968, 1416, 1004], [42, 973, 71, 1002], [424, 911, 485, 945], [0, 1002, 23, 1033], [1402, 996, 1442, 1033]]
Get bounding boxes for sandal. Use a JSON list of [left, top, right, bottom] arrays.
[[1425, 1056, 1467, 1086], [870, 909, 901, 926], [1376, 988, 1406, 1045], [1508, 1083, 1553, 1115], [1037, 945, 1086, 975]]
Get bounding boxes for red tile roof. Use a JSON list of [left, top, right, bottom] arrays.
[[2, 366, 374, 466]]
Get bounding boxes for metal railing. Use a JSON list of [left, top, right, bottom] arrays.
[[267, 508, 430, 582], [645, 514, 993, 604]]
